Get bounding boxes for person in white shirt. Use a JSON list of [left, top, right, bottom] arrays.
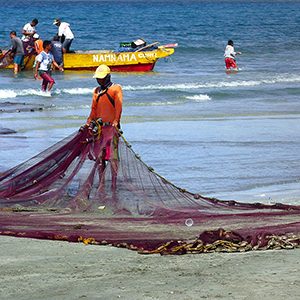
[[22, 18, 38, 42], [34, 40, 63, 92], [53, 18, 74, 53], [21, 18, 39, 55], [224, 40, 241, 71]]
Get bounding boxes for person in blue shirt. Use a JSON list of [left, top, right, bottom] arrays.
[[51, 35, 63, 66]]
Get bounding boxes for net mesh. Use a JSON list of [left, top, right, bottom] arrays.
[[0, 51, 13, 68], [1, 126, 300, 254]]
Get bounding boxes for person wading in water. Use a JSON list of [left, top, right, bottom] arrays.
[[34, 40, 63, 92]]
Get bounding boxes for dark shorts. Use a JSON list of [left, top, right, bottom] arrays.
[[62, 39, 73, 52], [13, 54, 24, 66]]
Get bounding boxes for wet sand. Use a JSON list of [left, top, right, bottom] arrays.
[[0, 236, 299, 300]]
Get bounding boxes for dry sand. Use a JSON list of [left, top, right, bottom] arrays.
[[0, 236, 299, 300]]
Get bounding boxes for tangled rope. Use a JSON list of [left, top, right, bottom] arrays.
[[112, 230, 300, 255]]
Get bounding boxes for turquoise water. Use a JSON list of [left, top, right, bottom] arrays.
[[1, 0, 300, 204]]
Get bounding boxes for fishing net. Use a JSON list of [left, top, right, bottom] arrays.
[[0, 52, 34, 69], [1, 125, 300, 254], [0, 51, 13, 68]]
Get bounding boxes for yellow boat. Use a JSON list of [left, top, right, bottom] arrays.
[[0, 42, 176, 72]]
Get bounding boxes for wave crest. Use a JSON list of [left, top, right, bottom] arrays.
[[185, 94, 211, 101], [0, 74, 299, 99]]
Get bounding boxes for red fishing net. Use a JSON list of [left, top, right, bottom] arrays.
[[0, 52, 13, 68], [1, 125, 300, 254]]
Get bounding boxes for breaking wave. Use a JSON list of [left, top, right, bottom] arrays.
[[125, 74, 300, 91], [185, 94, 211, 101], [58, 88, 92, 95], [0, 89, 56, 99], [0, 88, 94, 99], [128, 94, 211, 106], [1, 74, 299, 99]]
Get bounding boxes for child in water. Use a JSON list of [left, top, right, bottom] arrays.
[[224, 40, 241, 71], [34, 40, 63, 92]]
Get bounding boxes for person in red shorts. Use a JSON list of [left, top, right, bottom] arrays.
[[224, 40, 241, 71], [34, 40, 63, 92]]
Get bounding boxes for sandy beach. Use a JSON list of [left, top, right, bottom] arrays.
[[0, 236, 299, 300]]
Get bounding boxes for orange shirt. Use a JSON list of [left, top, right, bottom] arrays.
[[34, 39, 43, 54], [87, 84, 123, 126]]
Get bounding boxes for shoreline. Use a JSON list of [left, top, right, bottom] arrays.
[[1, 235, 299, 300]]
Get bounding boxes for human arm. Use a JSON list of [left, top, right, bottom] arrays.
[[34, 53, 43, 78], [52, 59, 64, 72], [34, 41, 39, 54], [232, 46, 241, 56], [34, 60, 41, 79]]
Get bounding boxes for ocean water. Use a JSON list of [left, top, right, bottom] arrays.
[[1, 0, 300, 204]]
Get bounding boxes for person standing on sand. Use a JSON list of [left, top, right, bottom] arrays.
[[53, 18, 74, 53], [224, 40, 241, 71], [34, 40, 63, 92], [9, 31, 25, 74], [84, 64, 123, 190]]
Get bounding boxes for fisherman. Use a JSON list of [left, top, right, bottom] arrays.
[[85, 64, 123, 190], [9, 31, 25, 74], [224, 40, 241, 71], [51, 35, 63, 67], [22, 18, 39, 55], [53, 18, 74, 53], [33, 33, 43, 54], [34, 40, 63, 92], [22, 18, 38, 42]]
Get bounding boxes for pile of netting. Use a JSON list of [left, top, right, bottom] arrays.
[[0, 50, 14, 68], [1, 125, 300, 255], [0, 50, 33, 69]]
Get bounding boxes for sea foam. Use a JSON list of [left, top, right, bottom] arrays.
[[0, 89, 17, 99], [124, 74, 300, 91], [1, 74, 300, 100], [185, 94, 211, 101]]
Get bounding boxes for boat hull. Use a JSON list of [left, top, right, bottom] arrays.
[[68, 63, 156, 72], [63, 47, 174, 71], [1, 47, 174, 72]]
